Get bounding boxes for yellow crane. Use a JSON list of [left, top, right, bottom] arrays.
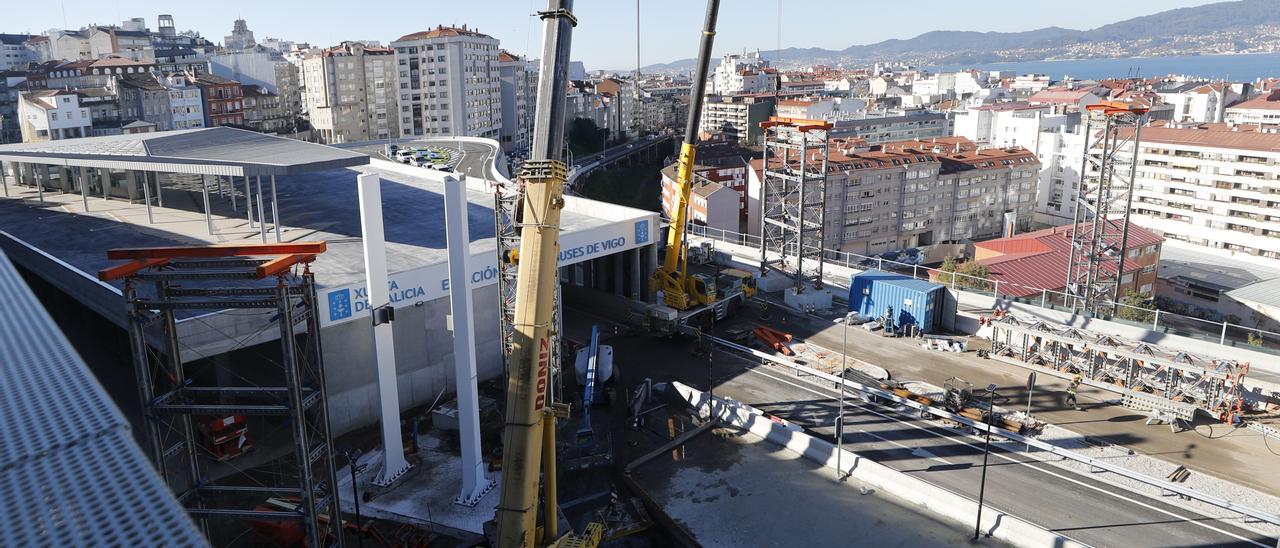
[[650, 0, 723, 311]]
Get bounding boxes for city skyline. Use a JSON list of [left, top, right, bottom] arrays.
[[5, 0, 1221, 71]]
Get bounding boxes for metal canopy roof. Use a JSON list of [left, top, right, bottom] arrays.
[[0, 127, 369, 177], [0, 250, 206, 546]]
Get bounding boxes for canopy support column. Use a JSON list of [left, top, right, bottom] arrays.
[[201, 175, 214, 235], [141, 171, 153, 224], [270, 175, 281, 243], [256, 176, 267, 243]]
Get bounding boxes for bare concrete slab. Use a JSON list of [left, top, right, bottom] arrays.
[[630, 425, 992, 547]]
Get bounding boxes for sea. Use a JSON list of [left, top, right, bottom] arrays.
[[925, 52, 1280, 82]]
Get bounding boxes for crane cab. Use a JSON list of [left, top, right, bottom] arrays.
[[716, 268, 757, 299], [688, 273, 717, 305]]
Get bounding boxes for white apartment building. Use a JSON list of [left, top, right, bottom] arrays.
[[1154, 81, 1240, 124], [163, 73, 205, 130], [391, 26, 501, 139], [19, 89, 92, 142], [1225, 90, 1280, 129], [301, 41, 398, 144], [1125, 122, 1280, 260], [1032, 125, 1088, 226], [0, 34, 34, 72], [88, 27, 154, 62], [51, 30, 93, 61], [1010, 74, 1052, 94], [708, 51, 776, 95], [595, 77, 636, 141], [496, 50, 533, 154]]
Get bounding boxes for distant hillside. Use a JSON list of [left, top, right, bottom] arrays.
[[640, 0, 1280, 72]]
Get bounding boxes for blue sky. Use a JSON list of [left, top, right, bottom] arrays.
[[6, 0, 1218, 70]]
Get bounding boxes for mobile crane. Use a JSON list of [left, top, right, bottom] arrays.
[[494, 1, 723, 547], [649, 0, 725, 312]]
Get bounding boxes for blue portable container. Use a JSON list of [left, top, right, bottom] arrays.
[[848, 270, 945, 333]]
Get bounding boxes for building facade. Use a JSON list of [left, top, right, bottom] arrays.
[[0, 34, 34, 72], [18, 89, 92, 142], [1225, 90, 1280, 129], [193, 73, 244, 127], [302, 41, 398, 143], [700, 94, 777, 144], [496, 50, 533, 154], [391, 26, 501, 139]]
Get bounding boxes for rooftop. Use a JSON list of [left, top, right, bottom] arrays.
[[1228, 90, 1280, 111], [974, 221, 1162, 296], [1122, 122, 1280, 153], [395, 25, 493, 43], [1028, 87, 1097, 104]]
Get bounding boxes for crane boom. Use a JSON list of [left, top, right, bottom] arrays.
[[652, 0, 722, 310], [495, 1, 576, 546]]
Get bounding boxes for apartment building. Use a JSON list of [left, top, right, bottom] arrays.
[[700, 93, 778, 144], [1225, 90, 1280, 129], [1027, 87, 1103, 114], [1154, 81, 1240, 124], [595, 77, 636, 141], [0, 34, 34, 72], [88, 27, 155, 62], [302, 41, 398, 144], [747, 136, 1039, 255], [391, 26, 501, 139], [193, 73, 244, 127], [827, 109, 950, 145], [708, 51, 776, 95], [1125, 122, 1280, 260], [18, 89, 92, 142], [496, 50, 533, 154], [1031, 124, 1088, 226], [0, 72, 26, 143], [241, 85, 288, 133]]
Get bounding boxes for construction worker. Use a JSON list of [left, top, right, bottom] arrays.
[[1066, 373, 1082, 410]]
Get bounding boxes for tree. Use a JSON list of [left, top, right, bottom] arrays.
[[566, 117, 607, 156], [1247, 331, 1265, 347], [1115, 290, 1156, 324], [936, 256, 991, 291]]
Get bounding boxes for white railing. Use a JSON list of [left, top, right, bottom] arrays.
[[685, 224, 1280, 355]]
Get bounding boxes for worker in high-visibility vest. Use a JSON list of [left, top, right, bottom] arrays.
[[1066, 373, 1082, 410]]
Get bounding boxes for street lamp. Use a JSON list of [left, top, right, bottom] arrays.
[[836, 312, 850, 482], [973, 383, 998, 541]]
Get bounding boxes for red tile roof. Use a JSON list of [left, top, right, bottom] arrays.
[[396, 26, 492, 42], [974, 222, 1161, 297], [1028, 88, 1097, 104], [1120, 122, 1280, 153], [1229, 90, 1280, 111]]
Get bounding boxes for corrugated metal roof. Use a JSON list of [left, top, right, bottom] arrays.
[[1225, 277, 1280, 309], [0, 127, 369, 177], [0, 250, 206, 546], [975, 221, 1161, 297]]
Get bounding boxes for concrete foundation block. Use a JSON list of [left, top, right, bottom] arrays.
[[784, 287, 833, 312]]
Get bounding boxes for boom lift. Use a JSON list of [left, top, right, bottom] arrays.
[[649, 0, 724, 312]]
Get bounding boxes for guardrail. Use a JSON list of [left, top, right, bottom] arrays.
[[706, 333, 1280, 528]]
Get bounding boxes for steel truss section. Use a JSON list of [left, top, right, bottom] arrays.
[[988, 316, 1252, 419], [110, 250, 344, 547], [495, 183, 563, 406], [1065, 105, 1148, 315], [759, 118, 830, 292]]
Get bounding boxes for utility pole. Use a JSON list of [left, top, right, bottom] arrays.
[[836, 314, 848, 482], [974, 383, 998, 541]]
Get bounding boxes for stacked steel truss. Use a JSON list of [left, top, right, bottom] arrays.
[[108, 246, 343, 546], [1065, 105, 1148, 314], [495, 183, 564, 405], [988, 316, 1254, 418], [759, 118, 830, 292]]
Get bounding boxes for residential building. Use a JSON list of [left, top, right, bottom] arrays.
[[25, 35, 51, 63], [700, 93, 777, 144], [391, 26, 501, 139], [953, 102, 1049, 144], [1124, 122, 1280, 260], [88, 26, 155, 61], [18, 89, 92, 142], [1009, 74, 1052, 94], [224, 19, 257, 50], [1027, 86, 1103, 114], [0, 72, 28, 143], [51, 30, 92, 61], [0, 34, 34, 71], [76, 87, 120, 134], [827, 109, 950, 145], [1154, 81, 1239, 123], [154, 47, 207, 76], [115, 73, 173, 130], [208, 50, 302, 122], [566, 80, 606, 130], [241, 84, 289, 133], [1031, 124, 1089, 226], [301, 41, 398, 143], [660, 158, 750, 233], [1225, 90, 1280, 129], [971, 221, 1162, 298], [164, 74, 205, 130], [82, 57, 157, 87], [747, 136, 1040, 255], [496, 50, 533, 154], [708, 51, 776, 95], [594, 77, 636, 141], [193, 73, 244, 127]]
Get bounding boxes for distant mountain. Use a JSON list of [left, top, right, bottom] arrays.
[[639, 0, 1280, 72]]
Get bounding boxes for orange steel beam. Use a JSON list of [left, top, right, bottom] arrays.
[[760, 116, 834, 131], [98, 258, 170, 281], [255, 254, 316, 278], [107, 242, 327, 260]]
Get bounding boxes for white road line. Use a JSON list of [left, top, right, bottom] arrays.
[[742, 366, 1270, 547]]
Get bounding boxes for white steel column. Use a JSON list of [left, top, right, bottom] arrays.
[[0, 162, 8, 197], [35, 165, 45, 205], [255, 176, 267, 243], [79, 167, 89, 211], [443, 175, 494, 505], [200, 175, 214, 235], [358, 173, 413, 487], [244, 176, 254, 227], [154, 172, 163, 207], [140, 172, 153, 224], [270, 175, 281, 242]]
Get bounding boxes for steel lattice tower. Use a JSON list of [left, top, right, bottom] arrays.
[[1065, 104, 1148, 315], [759, 117, 831, 292]]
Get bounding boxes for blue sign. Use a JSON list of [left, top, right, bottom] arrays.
[[634, 220, 649, 245], [328, 288, 353, 321]]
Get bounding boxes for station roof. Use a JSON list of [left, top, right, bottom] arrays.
[[0, 127, 369, 177]]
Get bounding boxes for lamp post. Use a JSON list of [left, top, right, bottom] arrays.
[[836, 312, 850, 482], [973, 383, 997, 541]]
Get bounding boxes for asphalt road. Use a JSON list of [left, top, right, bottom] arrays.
[[343, 138, 502, 182], [562, 302, 1275, 548]]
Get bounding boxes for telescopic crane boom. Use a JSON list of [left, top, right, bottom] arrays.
[[494, 1, 576, 547], [651, 0, 722, 310]]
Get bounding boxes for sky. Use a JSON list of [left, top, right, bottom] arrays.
[[5, 0, 1221, 70]]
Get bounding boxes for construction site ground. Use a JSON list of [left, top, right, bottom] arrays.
[[564, 290, 1277, 547]]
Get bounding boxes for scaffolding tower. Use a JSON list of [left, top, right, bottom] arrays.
[[1064, 104, 1148, 315], [759, 117, 831, 291], [100, 243, 344, 547]]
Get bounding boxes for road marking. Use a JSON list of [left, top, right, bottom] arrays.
[[743, 368, 953, 465], [742, 365, 1269, 547]]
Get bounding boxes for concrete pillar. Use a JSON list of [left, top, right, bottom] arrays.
[[357, 172, 414, 488], [78, 167, 89, 211], [630, 248, 642, 300], [0, 162, 8, 197], [140, 172, 153, 223], [154, 172, 163, 208], [645, 243, 658, 303], [442, 175, 493, 505], [613, 252, 624, 296], [20, 163, 34, 186], [59, 166, 71, 194], [35, 164, 46, 205], [573, 263, 585, 286], [98, 168, 110, 200], [126, 170, 138, 203]]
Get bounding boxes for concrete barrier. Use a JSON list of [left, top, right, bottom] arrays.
[[671, 381, 1088, 548]]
